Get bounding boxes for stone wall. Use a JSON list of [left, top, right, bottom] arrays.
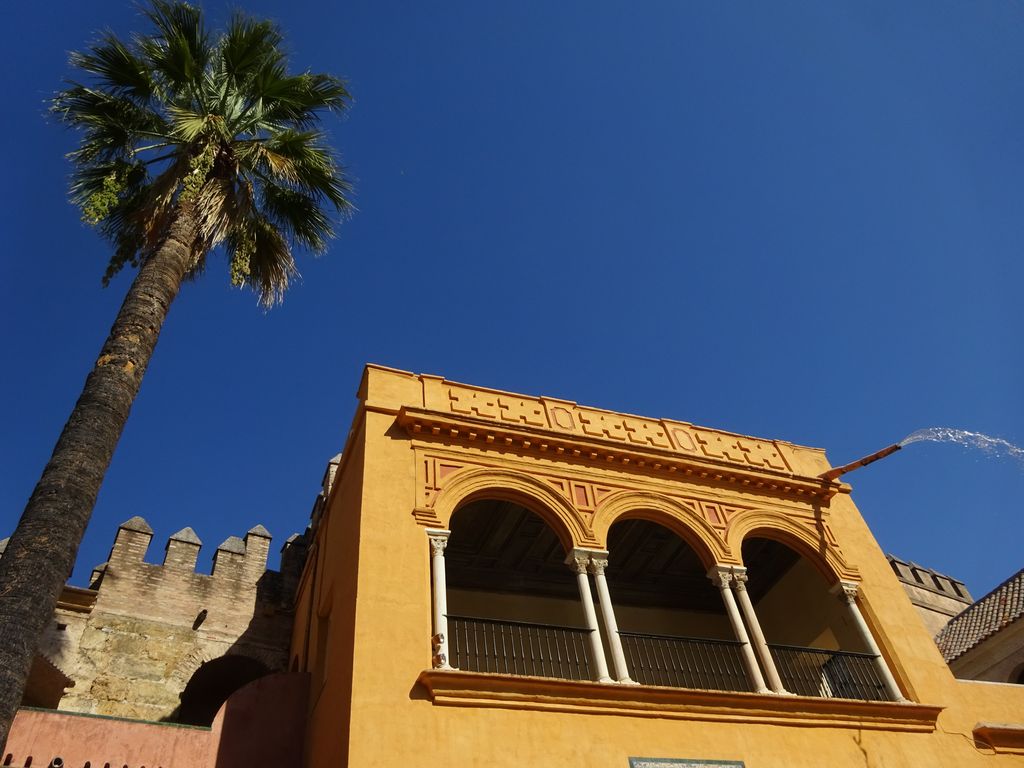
[[13, 517, 307, 722], [887, 554, 973, 637]]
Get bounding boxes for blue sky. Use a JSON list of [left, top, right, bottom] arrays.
[[2, 1, 1022, 600]]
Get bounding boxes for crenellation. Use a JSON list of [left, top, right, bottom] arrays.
[[243, 525, 272, 581], [212, 535, 247, 580], [88, 562, 107, 589], [164, 527, 202, 571], [4, 516, 309, 722], [323, 453, 341, 496], [109, 516, 154, 565], [280, 532, 308, 599], [887, 553, 973, 636]]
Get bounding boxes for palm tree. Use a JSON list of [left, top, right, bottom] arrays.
[[0, 1, 351, 747]]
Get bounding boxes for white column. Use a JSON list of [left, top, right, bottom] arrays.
[[732, 568, 788, 694], [568, 549, 612, 683], [589, 552, 635, 684], [426, 528, 452, 669], [708, 565, 770, 694], [833, 581, 906, 702]]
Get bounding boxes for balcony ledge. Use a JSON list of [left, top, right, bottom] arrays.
[[973, 722, 1024, 755], [416, 669, 942, 733]]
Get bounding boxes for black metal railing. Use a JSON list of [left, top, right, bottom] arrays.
[[769, 644, 889, 701], [618, 631, 751, 692], [447, 615, 593, 681]]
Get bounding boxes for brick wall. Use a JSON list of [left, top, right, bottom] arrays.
[[15, 516, 307, 721]]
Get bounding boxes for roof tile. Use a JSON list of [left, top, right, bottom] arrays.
[[935, 567, 1024, 662]]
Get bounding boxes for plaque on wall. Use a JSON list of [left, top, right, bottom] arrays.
[[629, 760, 745, 768]]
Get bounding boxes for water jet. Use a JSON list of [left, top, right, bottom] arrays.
[[820, 427, 1024, 481]]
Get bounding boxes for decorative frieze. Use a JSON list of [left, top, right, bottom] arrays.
[[435, 382, 799, 475], [411, 451, 855, 578]]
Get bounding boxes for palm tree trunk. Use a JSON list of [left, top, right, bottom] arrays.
[[0, 205, 199, 751]]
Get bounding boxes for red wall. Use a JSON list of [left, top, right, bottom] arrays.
[[5, 672, 309, 768]]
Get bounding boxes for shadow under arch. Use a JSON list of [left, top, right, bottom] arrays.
[[174, 653, 270, 726], [591, 491, 728, 569], [432, 466, 592, 551], [441, 493, 593, 680], [726, 509, 855, 585]]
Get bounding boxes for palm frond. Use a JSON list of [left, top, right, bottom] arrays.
[[267, 72, 350, 123], [260, 180, 334, 253], [68, 33, 155, 104], [228, 215, 296, 306], [140, 0, 209, 103], [192, 177, 250, 253], [165, 104, 216, 142], [256, 130, 353, 210], [219, 14, 284, 84], [54, 85, 168, 134], [57, 1, 351, 301]]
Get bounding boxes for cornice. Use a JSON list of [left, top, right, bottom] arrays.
[[397, 407, 848, 505], [56, 586, 97, 614], [416, 670, 942, 732], [973, 722, 1024, 755]]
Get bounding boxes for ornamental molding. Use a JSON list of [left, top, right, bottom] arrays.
[[411, 451, 857, 580], [397, 402, 842, 504], [415, 669, 943, 732]]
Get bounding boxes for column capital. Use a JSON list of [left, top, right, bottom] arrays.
[[566, 548, 591, 575], [425, 528, 451, 556], [707, 564, 733, 588], [588, 550, 610, 575], [831, 580, 859, 603], [731, 567, 750, 591]]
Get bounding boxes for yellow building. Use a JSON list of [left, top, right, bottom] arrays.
[[292, 365, 1024, 768]]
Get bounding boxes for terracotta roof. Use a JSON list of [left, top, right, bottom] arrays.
[[935, 567, 1024, 662]]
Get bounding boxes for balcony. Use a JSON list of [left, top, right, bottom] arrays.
[[447, 615, 594, 680], [446, 616, 892, 702], [618, 631, 748, 692], [429, 498, 903, 706], [769, 644, 889, 701]]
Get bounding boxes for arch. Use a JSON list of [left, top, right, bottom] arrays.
[[590, 491, 728, 569], [169, 644, 282, 692], [175, 653, 270, 726], [169, 648, 214, 691], [432, 467, 593, 550], [726, 509, 855, 584]]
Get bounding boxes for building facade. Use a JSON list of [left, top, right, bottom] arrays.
[[290, 366, 1024, 767], [5, 364, 1024, 767]]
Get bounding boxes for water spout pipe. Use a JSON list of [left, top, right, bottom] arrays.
[[819, 443, 902, 481]]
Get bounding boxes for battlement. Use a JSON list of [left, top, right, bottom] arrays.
[[0, 517, 308, 642], [887, 553, 974, 637], [81, 517, 306, 631], [887, 554, 973, 604], [2, 465, 323, 724], [101, 517, 301, 582]]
